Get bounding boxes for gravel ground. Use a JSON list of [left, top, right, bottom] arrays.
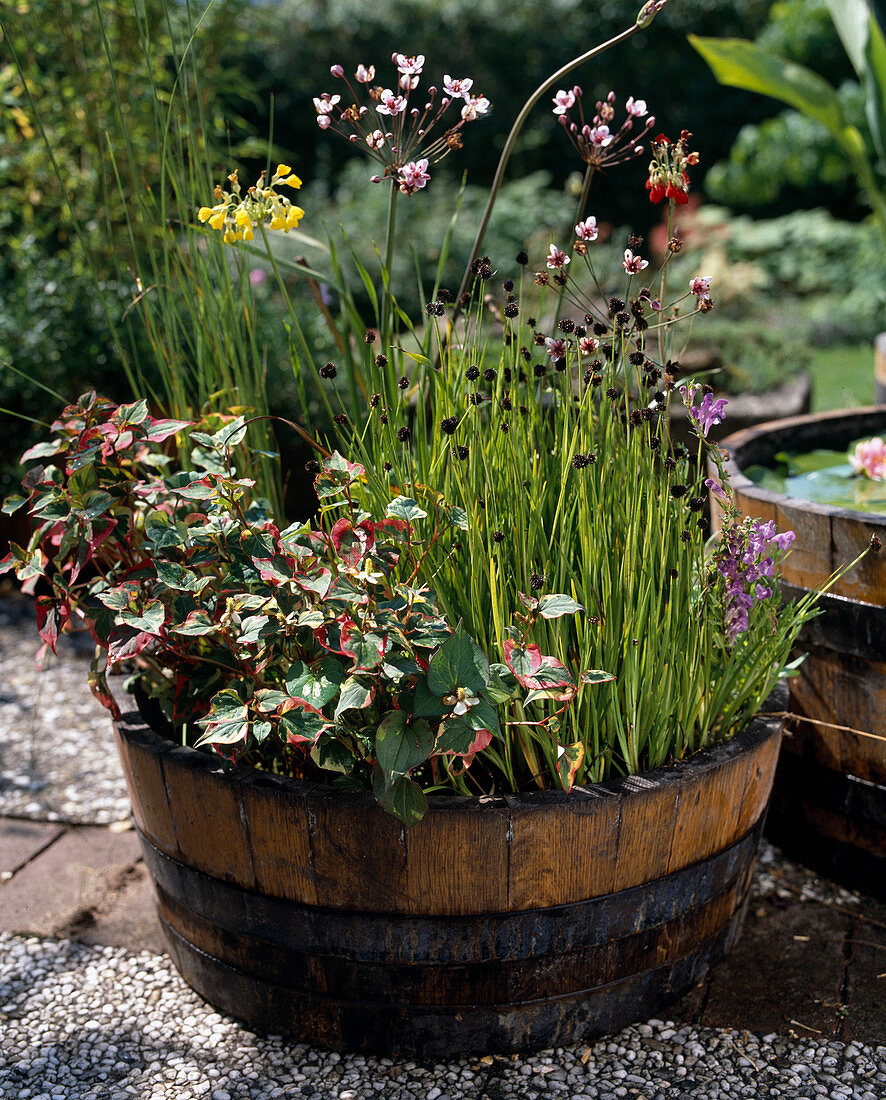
[[1, 933, 884, 1100], [0, 594, 130, 826]]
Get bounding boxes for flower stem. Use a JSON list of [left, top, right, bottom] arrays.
[[381, 181, 399, 347], [452, 21, 643, 314]]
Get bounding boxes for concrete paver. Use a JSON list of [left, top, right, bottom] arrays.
[[0, 818, 65, 876]]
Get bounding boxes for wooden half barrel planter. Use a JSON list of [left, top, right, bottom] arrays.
[[113, 692, 784, 1057], [717, 408, 886, 898]]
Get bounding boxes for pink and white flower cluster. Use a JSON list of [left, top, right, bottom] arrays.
[[849, 436, 886, 481], [553, 89, 656, 170], [314, 54, 490, 195]]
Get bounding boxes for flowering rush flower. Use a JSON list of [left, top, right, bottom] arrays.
[[715, 517, 796, 643], [546, 244, 570, 270], [622, 249, 648, 274], [198, 165, 304, 244], [849, 437, 886, 480], [315, 55, 490, 194], [646, 129, 699, 204], [575, 216, 598, 242], [554, 88, 655, 170], [680, 383, 727, 438]]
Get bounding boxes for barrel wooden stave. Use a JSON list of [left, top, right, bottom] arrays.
[[158, 912, 746, 1057]]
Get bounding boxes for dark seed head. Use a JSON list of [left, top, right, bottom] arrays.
[[483, 368, 497, 382], [491, 530, 505, 543], [396, 426, 411, 443], [466, 365, 480, 381], [333, 413, 348, 426], [530, 573, 544, 591], [456, 444, 469, 460], [398, 377, 410, 390], [440, 416, 459, 435], [364, 328, 377, 343], [669, 484, 689, 499], [516, 250, 529, 266], [304, 459, 321, 475], [375, 354, 388, 368], [383, 461, 393, 472], [319, 362, 337, 379], [502, 278, 514, 292], [558, 318, 575, 333]]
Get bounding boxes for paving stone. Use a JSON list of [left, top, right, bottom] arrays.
[[0, 819, 65, 876], [0, 824, 142, 937]]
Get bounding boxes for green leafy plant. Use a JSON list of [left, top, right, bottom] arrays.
[[691, 0, 886, 239], [2, 393, 606, 824]]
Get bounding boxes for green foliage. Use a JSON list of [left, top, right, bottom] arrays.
[[693, 0, 886, 231], [5, 393, 595, 823]]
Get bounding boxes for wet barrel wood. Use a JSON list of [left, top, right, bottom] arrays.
[[114, 697, 783, 1056], [716, 408, 886, 898]]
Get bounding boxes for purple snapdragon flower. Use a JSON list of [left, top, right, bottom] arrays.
[[681, 383, 728, 438], [716, 517, 796, 643]]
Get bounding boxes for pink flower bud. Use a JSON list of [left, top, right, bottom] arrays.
[[330, 64, 344, 78], [370, 175, 382, 183]]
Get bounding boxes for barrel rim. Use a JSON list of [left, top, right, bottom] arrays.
[[115, 681, 786, 815], [719, 405, 886, 529]]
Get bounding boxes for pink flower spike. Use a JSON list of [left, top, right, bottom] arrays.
[[690, 275, 712, 301], [849, 436, 886, 481], [622, 249, 648, 274], [330, 65, 344, 78], [625, 96, 648, 116], [546, 244, 570, 270], [552, 89, 576, 115], [575, 216, 598, 242], [443, 75, 473, 99], [355, 63, 375, 83]]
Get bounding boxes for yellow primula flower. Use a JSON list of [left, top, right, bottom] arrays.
[[275, 163, 292, 177], [208, 208, 228, 231], [286, 205, 304, 229], [234, 208, 252, 229], [280, 174, 302, 189]]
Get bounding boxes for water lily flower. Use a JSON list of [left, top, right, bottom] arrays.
[[849, 437, 886, 481]]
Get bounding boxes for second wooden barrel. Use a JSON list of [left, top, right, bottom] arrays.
[[717, 408, 886, 898]]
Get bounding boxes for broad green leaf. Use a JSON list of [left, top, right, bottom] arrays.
[[279, 708, 328, 744], [581, 669, 615, 685], [538, 593, 584, 619], [485, 663, 517, 704], [556, 742, 585, 792], [411, 677, 446, 718], [171, 610, 217, 636], [689, 35, 849, 137], [118, 600, 165, 635], [194, 718, 250, 747], [311, 733, 355, 775], [333, 675, 373, 719], [375, 711, 435, 786], [427, 622, 489, 696], [287, 657, 345, 709], [253, 689, 289, 712], [371, 765, 428, 827], [386, 496, 427, 523], [114, 399, 150, 425], [2, 494, 27, 516], [154, 560, 209, 593]]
